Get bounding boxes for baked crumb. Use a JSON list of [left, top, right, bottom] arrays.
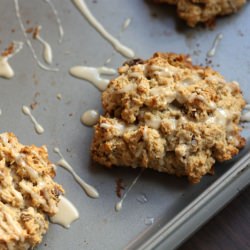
[[25, 27, 34, 34], [152, 0, 246, 27], [1, 43, 15, 57], [0, 133, 64, 250], [33, 26, 41, 39], [30, 92, 40, 110], [116, 178, 125, 198], [91, 52, 246, 183]]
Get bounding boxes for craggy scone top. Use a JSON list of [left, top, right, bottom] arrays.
[[91, 53, 246, 183], [153, 0, 246, 27], [0, 133, 64, 250]]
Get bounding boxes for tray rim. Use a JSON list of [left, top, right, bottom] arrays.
[[127, 150, 250, 250]]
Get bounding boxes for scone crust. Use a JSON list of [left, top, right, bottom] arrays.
[[153, 0, 246, 27], [0, 133, 64, 250], [91, 53, 246, 183]]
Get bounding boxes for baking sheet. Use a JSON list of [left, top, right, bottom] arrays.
[[0, 0, 249, 249]]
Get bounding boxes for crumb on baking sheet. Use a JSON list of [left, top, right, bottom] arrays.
[[116, 178, 125, 198], [1, 42, 14, 57], [26, 27, 34, 34]]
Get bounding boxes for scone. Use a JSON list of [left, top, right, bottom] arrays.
[[91, 53, 246, 183], [153, 0, 246, 27], [0, 133, 64, 250]]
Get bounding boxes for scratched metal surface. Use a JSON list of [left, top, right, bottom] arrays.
[[0, 0, 249, 249]]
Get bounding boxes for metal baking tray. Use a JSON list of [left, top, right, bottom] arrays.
[[0, 0, 249, 249]]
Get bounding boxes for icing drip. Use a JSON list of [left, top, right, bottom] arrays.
[[22, 106, 44, 134], [115, 169, 144, 212], [81, 110, 99, 126], [33, 26, 53, 64], [50, 196, 79, 228], [0, 41, 23, 79], [53, 147, 99, 198], [70, 66, 116, 91], [14, 0, 59, 71], [72, 0, 135, 58], [207, 33, 223, 57], [43, 0, 64, 43]]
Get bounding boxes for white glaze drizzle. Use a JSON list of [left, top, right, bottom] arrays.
[[115, 169, 144, 212], [122, 18, 131, 31], [105, 57, 112, 65], [14, 0, 59, 71], [0, 208, 23, 242], [0, 135, 60, 212], [104, 18, 131, 66], [43, 0, 64, 43], [50, 196, 79, 228], [0, 41, 23, 79], [72, 0, 134, 58], [34, 26, 53, 65], [241, 112, 250, 122], [240, 104, 250, 122], [0, 58, 14, 79], [22, 105, 44, 134], [100, 122, 125, 134], [117, 83, 137, 93], [244, 104, 250, 110], [146, 116, 162, 129], [81, 110, 99, 126], [53, 147, 99, 198], [232, 80, 239, 86], [70, 66, 116, 91], [56, 93, 62, 100], [207, 33, 223, 57]]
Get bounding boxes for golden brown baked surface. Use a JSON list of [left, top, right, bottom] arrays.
[[91, 53, 246, 183], [0, 133, 64, 250], [153, 0, 246, 27]]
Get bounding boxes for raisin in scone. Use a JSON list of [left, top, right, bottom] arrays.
[[91, 53, 246, 183], [0, 133, 64, 250], [153, 0, 246, 27]]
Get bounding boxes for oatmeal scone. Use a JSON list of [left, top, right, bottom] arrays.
[[0, 133, 64, 250], [153, 0, 246, 27], [91, 53, 246, 183]]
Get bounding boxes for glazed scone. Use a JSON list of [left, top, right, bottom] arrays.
[[153, 0, 246, 27], [91, 53, 246, 183], [0, 133, 64, 250]]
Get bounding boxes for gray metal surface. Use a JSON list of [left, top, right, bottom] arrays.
[[0, 1, 249, 250]]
